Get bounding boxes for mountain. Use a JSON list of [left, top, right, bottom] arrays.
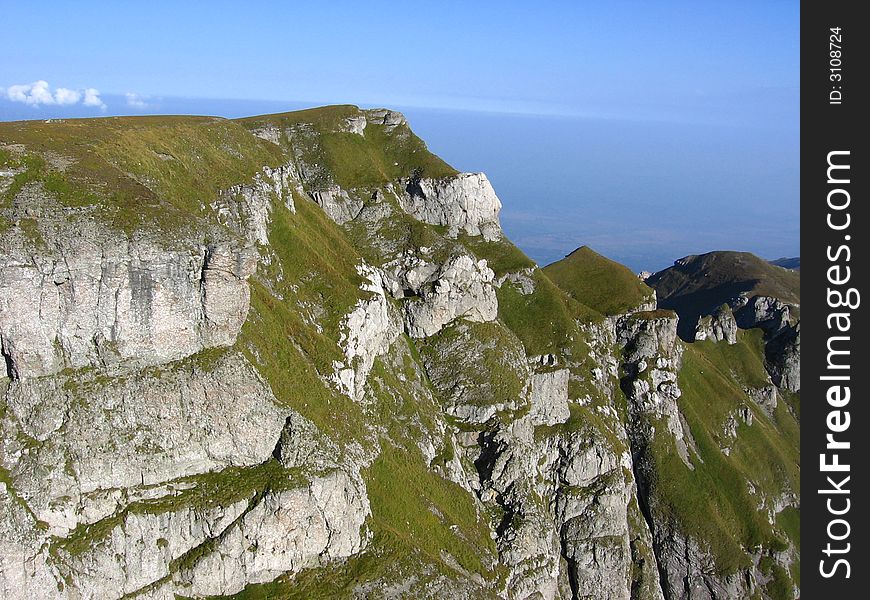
[[770, 257, 800, 271], [646, 251, 800, 340], [0, 107, 799, 599]]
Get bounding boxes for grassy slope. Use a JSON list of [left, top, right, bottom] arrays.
[[543, 246, 654, 316], [237, 105, 457, 190], [224, 108, 501, 595], [646, 330, 799, 596], [1, 116, 286, 238]]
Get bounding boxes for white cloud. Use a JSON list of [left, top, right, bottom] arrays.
[[55, 87, 82, 105], [125, 92, 149, 109], [83, 88, 106, 109], [3, 80, 106, 109]]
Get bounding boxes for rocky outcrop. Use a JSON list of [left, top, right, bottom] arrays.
[[615, 311, 744, 599], [210, 162, 300, 246], [528, 369, 570, 426], [343, 114, 368, 135], [403, 254, 498, 338], [331, 264, 403, 401], [469, 406, 661, 600], [732, 295, 790, 334], [745, 385, 778, 417], [765, 321, 800, 393], [420, 321, 528, 423], [729, 295, 800, 393], [364, 108, 407, 129], [309, 186, 364, 225], [400, 173, 503, 241], [496, 269, 536, 295], [419, 309, 666, 600], [0, 359, 370, 599], [653, 525, 752, 600], [693, 304, 737, 344], [0, 351, 285, 534], [617, 311, 689, 464], [0, 220, 256, 379], [176, 469, 369, 598]]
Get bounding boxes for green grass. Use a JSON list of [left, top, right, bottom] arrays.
[[239, 200, 371, 447], [641, 332, 800, 579], [201, 531, 498, 600], [237, 105, 457, 191], [365, 443, 498, 577], [342, 187, 454, 266], [759, 555, 794, 600], [1, 116, 288, 238], [497, 269, 600, 359], [1, 150, 47, 205], [419, 321, 527, 413], [776, 507, 800, 551], [543, 246, 654, 316]]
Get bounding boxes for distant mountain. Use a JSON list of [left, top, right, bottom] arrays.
[[770, 257, 800, 270], [543, 246, 655, 315], [646, 250, 800, 339]]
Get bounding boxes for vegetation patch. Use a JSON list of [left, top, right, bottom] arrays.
[[365, 443, 498, 577], [497, 269, 599, 361], [543, 246, 654, 316], [238, 105, 456, 190], [643, 333, 799, 580]]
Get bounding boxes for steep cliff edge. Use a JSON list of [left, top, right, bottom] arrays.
[[1, 106, 798, 599]]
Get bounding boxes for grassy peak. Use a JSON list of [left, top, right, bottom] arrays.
[[543, 245, 654, 316]]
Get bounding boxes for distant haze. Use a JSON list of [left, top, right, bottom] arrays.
[[404, 108, 799, 272]]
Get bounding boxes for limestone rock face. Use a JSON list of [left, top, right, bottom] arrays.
[[331, 264, 403, 401], [400, 173, 503, 241], [653, 525, 752, 600], [614, 310, 782, 600], [178, 470, 369, 598], [404, 254, 498, 338], [528, 369, 570, 426], [420, 313, 664, 600], [211, 162, 300, 246], [0, 363, 370, 599], [766, 321, 800, 392], [617, 312, 688, 456], [693, 304, 737, 344], [0, 223, 256, 379], [745, 384, 778, 417], [364, 108, 407, 129], [309, 185, 364, 225], [615, 312, 732, 598], [343, 114, 368, 135], [732, 295, 790, 334], [0, 351, 285, 534]]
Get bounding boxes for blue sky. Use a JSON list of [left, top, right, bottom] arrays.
[[0, 0, 799, 270]]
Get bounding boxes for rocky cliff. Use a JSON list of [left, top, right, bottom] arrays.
[[0, 106, 799, 599]]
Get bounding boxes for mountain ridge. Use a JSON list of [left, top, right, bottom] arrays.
[[0, 106, 800, 600]]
